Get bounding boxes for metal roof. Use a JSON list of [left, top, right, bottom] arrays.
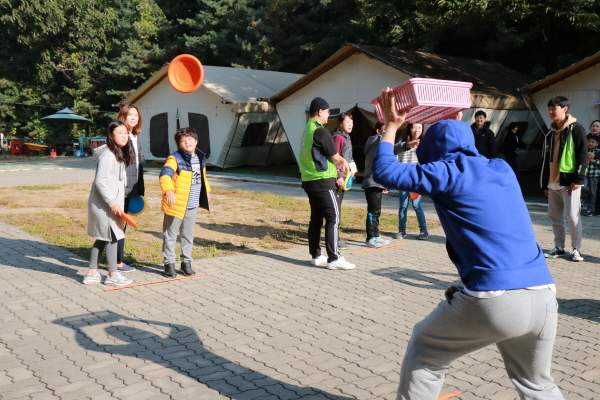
[[521, 51, 600, 94], [271, 43, 534, 102]]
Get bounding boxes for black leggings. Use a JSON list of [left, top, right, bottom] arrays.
[[90, 230, 118, 272], [364, 187, 384, 240], [116, 197, 130, 264]]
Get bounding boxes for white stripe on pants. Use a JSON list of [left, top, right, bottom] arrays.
[[162, 207, 198, 265], [547, 187, 582, 250], [397, 288, 563, 400]]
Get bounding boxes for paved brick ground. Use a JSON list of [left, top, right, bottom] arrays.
[[1, 203, 599, 399], [0, 159, 598, 399]]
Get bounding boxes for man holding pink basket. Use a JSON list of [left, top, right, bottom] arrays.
[[373, 87, 563, 399]]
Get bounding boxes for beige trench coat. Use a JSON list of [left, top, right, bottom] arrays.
[[87, 145, 126, 241]]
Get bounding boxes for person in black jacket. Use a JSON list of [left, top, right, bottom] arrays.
[[501, 122, 528, 179], [541, 96, 588, 262], [115, 104, 145, 272], [470, 110, 496, 158]]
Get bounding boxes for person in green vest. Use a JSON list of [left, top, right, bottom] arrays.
[[300, 97, 354, 270], [542, 96, 588, 262]]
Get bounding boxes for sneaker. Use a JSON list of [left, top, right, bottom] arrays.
[[311, 255, 328, 266], [417, 230, 429, 240], [327, 256, 356, 270], [544, 247, 565, 258], [83, 272, 104, 285], [338, 240, 349, 250], [104, 272, 133, 286], [571, 248, 584, 262], [366, 237, 382, 248], [585, 210, 593, 217], [375, 235, 390, 245], [392, 230, 406, 239], [117, 263, 136, 273]]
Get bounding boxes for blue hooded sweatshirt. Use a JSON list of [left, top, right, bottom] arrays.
[[373, 120, 554, 291]]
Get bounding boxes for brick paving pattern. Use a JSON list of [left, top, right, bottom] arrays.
[[0, 159, 598, 399]]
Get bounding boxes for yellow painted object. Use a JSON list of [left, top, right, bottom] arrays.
[[24, 143, 48, 151]]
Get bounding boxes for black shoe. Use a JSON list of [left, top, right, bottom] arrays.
[[544, 247, 565, 259], [164, 263, 177, 278], [180, 260, 195, 276]]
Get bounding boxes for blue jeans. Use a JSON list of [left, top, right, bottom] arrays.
[[398, 191, 427, 231]]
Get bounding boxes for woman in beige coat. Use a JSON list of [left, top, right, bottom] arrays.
[[83, 121, 135, 286]]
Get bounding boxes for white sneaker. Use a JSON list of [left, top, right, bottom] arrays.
[[82, 272, 104, 285], [571, 249, 584, 262], [327, 256, 355, 270], [104, 272, 133, 286], [375, 235, 390, 245], [311, 255, 328, 266], [366, 237, 382, 248]]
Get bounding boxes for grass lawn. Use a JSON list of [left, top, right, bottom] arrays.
[[0, 183, 440, 267]]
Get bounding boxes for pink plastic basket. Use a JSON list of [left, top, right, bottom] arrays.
[[370, 78, 473, 124]]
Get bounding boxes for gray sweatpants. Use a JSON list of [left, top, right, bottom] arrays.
[[162, 207, 198, 265], [547, 187, 582, 250], [397, 288, 563, 400]]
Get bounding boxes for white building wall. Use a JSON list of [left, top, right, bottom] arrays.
[[531, 63, 600, 130]]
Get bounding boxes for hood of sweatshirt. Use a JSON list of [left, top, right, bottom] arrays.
[[550, 114, 577, 133], [416, 119, 480, 164], [93, 144, 109, 161]]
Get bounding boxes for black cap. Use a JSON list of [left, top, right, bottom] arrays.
[[309, 97, 329, 114]]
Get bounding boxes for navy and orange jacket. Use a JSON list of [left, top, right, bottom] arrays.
[[159, 148, 210, 219]]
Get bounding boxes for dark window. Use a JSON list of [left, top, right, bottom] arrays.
[[149, 113, 170, 158], [240, 122, 269, 147], [188, 113, 211, 158]]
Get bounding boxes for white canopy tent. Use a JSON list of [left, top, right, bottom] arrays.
[[273, 43, 545, 173], [522, 51, 600, 131]]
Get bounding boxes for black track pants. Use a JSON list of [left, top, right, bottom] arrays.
[[304, 188, 341, 262]]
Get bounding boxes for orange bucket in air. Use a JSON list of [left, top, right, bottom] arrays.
[[168, 54, 204, 93]]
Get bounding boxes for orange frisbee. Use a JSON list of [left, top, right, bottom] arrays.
[[168, 54, 204, 93], [409, 192, 421, 200], [120, 213, 138, 229]]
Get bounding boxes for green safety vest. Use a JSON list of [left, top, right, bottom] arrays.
[[299, 119, 338, 182], [559, 123, 580, 174]]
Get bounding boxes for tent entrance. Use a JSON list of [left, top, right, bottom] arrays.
[[325, 106, 379, 175], [216, 112, 296, 168]]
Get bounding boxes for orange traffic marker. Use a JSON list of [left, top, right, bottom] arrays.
[[350, 242, 408, 254], [438, 391, 461, 400], [104, 274, 208, 291]]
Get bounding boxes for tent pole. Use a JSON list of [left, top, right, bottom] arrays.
[[263, 112, 279, 165], [222, 113, 242, 168]]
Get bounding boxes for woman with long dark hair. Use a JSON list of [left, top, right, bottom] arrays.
[[115, 104, 145, 272], [331, 112, 359, 249], [83, 121, 134, 286], [393, 123, 428, 240]]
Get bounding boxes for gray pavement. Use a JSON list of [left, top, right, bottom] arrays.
[[0, 158, 599, 399]]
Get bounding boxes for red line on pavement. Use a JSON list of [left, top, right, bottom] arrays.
[[104, 274, 209, 291], [438, 391, 461, 400], [350, 243, 408, 254]]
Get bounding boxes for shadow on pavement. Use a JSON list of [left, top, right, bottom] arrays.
[[0, 237, 88, 282], [371, 267, 461, 290], [54, 311, 353, 400], [558, 298, 600, 323]]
